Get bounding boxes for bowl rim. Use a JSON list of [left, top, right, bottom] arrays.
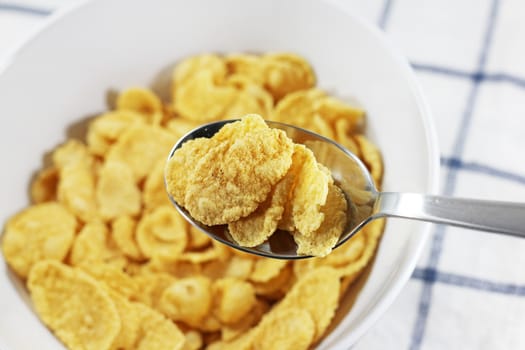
[[0, 0, 88, 76], [0, 0, 441, 348], [318, 2, 440, 347]]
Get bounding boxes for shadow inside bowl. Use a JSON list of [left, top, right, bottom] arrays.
[[149, 62, 177, 104], [324, 252, 378, 345]]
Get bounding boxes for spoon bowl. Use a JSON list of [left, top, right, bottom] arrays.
[[167, 120, 525, 259]]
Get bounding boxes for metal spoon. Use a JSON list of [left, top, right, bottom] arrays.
[[166, 120, 525, 259]]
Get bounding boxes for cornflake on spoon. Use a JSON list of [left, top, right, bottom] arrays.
[[165, 114, 349, 257]]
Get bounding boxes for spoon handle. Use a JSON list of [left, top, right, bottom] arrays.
[[374, 192, 525, 237]]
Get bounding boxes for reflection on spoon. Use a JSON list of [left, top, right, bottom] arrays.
[[166, 120, 525, 260]]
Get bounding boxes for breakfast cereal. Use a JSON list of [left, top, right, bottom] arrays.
[[166, 115, 349, 256], [172, 115, 295, 225], [249, 259, 288, 283], [69, 221, 114, 267], [54, 140, 98, 223], [212, 277, 256, 324], [116, 87, 164, 125], [251, 308, 315, 350], [276, 266, 341, 342], [158, 276, 213, 325], [112, 215, 143, 260], [261, 53, 316, 101], [227, 171, 294, 247], [86, 110, 144, 157], [136, 206, 188, 259], [283, 144, 332, 236], [1, 52, 384, 350], [27, 261, 121, 350], [96, 160, 141, 221], [2, 203, 76, 278], [30, 166, 59, 204], [106, 124, 174, 182], [293, 182, 348, 257]]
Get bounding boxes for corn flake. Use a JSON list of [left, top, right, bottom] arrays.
[[187, 225, 212, 250], [223, 255, 254, 280], [212, 277, 256, 324], [27, 261, 120, 350], [52, 139, 93, 169], [272, 88, 324, 127], [355, 134, 383, 188], [173, 54, 227, 88], [182, 115, 294, 225], [206, 330, 254, 350], [57, 161, 98, 223], [228, 171, 294, 247], [158, 276, 212, 326], [143, 160, 172, 211], [276, 266, 341, 341], [177, 248, 219, 264], [69, 221, 126, 269], [112, 215, 143, 261], [273, 89, 334, 139], [106, 124, 174, 182], [30, 166, 59, 204], [252, 308, 315, 350], [131, 272, 176, 307], [143, 257, 202, 279], [225, 53, 265, 85], [336, 219, 384, 282], [136, 206, 188, 259], [165, 137, 214, 208], [335, 119, 361, 157], [174, 70, 238, 122], [165, 117, 200, 140], [252, 264, 294, 300], [324, 231, 366, 267], [116, 87, 163, 125], [86, 110, 144, 157], [279, 144, 330, 235], [262, 53, 316, 101], [81, 263, 139, 300], [293, 182, 347, 257], [96, 161, 141, 221], [316, 96, 365, 131], [2, 203, 76, 278], [134, 302, 185, 350], [182, 330, 203, 350], [221, 298, 269, 342], [223, 90, 266, 120], [250, 259, 288, 283], [107, 289, 142, 350], [293, 231, 366, 277], [226, 75, 273, 115]]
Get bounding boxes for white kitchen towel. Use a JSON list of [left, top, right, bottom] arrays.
[[2, 0, 525, 349]]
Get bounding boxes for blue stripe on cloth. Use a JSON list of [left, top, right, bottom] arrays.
[[413, 268, 525, 296], [0, 3, 52, 16], [412, 63, 525, 89], [409, 225, 446, 350], [442, 156, 525, 186], [408, 1, 501, 349], [412, 63, 473, 79], [378, 0, 393, 30], [486, 72, 525, 89]]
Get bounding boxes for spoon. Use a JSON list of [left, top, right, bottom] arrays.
[[166, 119, 525, 259]]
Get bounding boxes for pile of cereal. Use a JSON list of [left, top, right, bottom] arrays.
[[1, 53, 384, 350], [166, 114, 348, 257]]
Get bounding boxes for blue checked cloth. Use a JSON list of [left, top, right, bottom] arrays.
[[2, 0, 525, 349]]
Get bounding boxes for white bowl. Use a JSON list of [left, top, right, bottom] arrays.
[[0, 0, 439, 348]]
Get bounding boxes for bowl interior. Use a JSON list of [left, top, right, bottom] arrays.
[[0, 0, 438, 348]]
